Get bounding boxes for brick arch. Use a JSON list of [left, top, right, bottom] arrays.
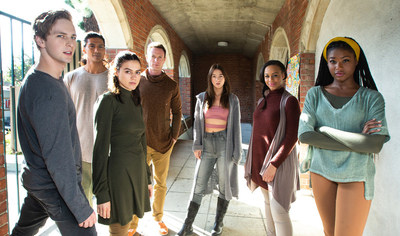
[[270, 27, 291, 65], [299, 0, 330, 53], [255, 52, 265, 81], [88, 0, 133, 48], [178, 51, 191, 116], [145, 25, 174, 70], [296, 0, 330, 192], [179, 51, 190, 77]]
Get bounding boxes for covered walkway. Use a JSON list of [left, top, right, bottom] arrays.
[[129, 139, 323, 236], [27, 125, 323, 236], [2, 0, 399, 235]]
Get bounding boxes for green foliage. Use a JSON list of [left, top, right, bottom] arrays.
[[64, 0, 96, 31], [78, 21, 85, 31], [64, 0, 93, 17], [5, 55, 33, 86], [5, 132, 22, 155], [5, 132, 12, 154], [64, 0, 74, 8]]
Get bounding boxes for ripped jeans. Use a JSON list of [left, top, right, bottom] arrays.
[[191, 130, 227, 205]]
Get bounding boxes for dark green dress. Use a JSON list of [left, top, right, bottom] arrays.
[[93, 88, 151, 226]]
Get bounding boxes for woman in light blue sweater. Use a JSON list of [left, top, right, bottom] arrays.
[[298, 37, 390, 236]]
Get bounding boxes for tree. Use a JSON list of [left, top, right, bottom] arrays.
[[5, 55, 33, 86], [65, 0, 100, 32]]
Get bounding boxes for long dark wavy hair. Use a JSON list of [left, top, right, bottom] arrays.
[[205, 64, 231, 109], [315, 37, 377, 90], [108, 51, 141, 105], [259, 60, 287, 110]]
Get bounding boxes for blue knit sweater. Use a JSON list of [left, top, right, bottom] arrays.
[[298, 86, 390, 199]]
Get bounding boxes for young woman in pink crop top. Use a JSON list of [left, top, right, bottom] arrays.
[[177, 64, 242, 236], [204, 102, 229, 131]]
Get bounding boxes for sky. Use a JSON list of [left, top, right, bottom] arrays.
[[0, 0, 85, 72], [0, 0, 79, 25]]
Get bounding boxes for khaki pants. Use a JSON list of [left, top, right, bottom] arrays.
[[82, 161, 93, 207], [147, 145, 175, 221], [109, 216, 134, 236], [129, 215, 139, 231]]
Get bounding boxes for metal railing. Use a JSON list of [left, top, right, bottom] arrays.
[[0, 13, 33, 234]]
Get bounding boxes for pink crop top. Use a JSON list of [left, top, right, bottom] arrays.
[[204, 105, 229, 130]]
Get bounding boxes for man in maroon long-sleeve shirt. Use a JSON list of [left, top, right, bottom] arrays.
[[130, 42, 181, 235]]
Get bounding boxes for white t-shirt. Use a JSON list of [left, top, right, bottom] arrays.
[[64, 67, 108, 163]]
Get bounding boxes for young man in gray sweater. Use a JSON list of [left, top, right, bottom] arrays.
[[11, 10, 96, 236]]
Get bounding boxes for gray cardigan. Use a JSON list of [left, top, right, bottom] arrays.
[[193, 92, 242, 199]]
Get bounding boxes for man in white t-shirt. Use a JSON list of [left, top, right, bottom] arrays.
[[64, 32, 108, 206]]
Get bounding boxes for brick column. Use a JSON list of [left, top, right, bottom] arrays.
[[299, 52, 315, 190], [0, 130, 8, 235], [106, 48, 132, 64], [163, 69, 174, 80], [299, 53, 315, 109], [179, 77, 191, 116]]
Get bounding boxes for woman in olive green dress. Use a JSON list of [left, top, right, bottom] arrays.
[[93, 51, 152, 235]]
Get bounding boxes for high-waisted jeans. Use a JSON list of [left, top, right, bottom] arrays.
[[191, 130, 227, 205]]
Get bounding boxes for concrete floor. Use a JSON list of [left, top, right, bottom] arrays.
[[6, 124, 324, 235], [124, 139, 324, 236]]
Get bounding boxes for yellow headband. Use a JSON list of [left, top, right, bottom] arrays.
[[323, 37, 360, 61]]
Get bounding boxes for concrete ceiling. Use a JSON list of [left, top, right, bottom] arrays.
[[149, 0, 286, 57]]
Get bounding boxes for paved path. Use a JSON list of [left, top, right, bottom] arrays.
[[121, 139, 323, 236], [8, 125, 323, 235]]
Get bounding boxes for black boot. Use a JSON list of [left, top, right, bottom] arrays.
[[211, 198, 229, 236], [176, 201, 200, 236]]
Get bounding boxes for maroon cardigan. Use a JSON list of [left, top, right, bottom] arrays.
[[251, 88, 300, 190]]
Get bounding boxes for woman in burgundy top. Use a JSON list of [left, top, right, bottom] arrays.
[[245, 60, 300, 236]]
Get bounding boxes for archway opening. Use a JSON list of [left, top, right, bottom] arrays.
[[178, 52, 191, 117], [255, 53, 264, 81], [88, 0, 132, 49], [270, 27, 290, 65], [145, 25, 174, 77]]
